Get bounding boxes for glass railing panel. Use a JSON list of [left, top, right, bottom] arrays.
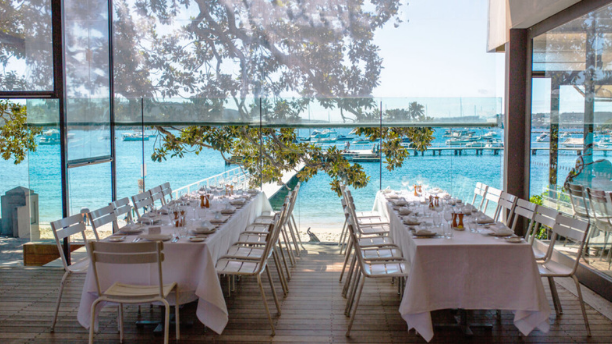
[[67, 162, 112, 239], [26, 99, 62, 243]]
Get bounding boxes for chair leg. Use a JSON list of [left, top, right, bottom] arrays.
[[118, 303, 124, 343], [161, 299, 170, 344], [548, 277, 563, 315], [277, 243, 292, 280], [346, 275, 366, 337], [51, 271, 70, 332], [227, 275, 231, 297], [291, 215, 306, 250], [257, 274, 275, 336], [281, 226, 296, 265], [266, 266, 282, 315], [272, 251, 288, 296], [572, 275, 591, 336], [287, 220, 301, 256], [89, 299, 102, 344], [175, 288, 181, 340], [345, 266, 361, 316], [339, 239, 353, 283], [343, 254, 357, 298]]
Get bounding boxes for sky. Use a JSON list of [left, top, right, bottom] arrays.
[[371, 0, 505, 100]]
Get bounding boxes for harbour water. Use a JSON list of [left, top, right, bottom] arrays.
[[0, 126, 600, 237]]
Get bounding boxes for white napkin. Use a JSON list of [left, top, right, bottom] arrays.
[[398, 207, 412, 215], [415, 229, 434, 236], [476, 216, 494, 224], [403, 216, 420, 225]]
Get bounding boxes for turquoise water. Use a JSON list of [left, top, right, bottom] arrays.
[[2, 126, 591, 229]]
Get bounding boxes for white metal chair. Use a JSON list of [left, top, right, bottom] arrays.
[[538, 214, 591, 336], [110, 197, 134, 232], [344, 220, 408, 337], [216, 207, 285, 336], [482, 186, 502, 214], [493, 191, 517, 226], [227, 205, 290, 296], [88, 241, 180, 344], [239, 196, 293, 280], [131, 191, 154, 219], [88, 204, 117, 238], [49, 213, 100, 332], [470, 182, 489, 211], [529, 204, 560, 261], [149, 185, 165, 207], [160, 182, 173, 204]]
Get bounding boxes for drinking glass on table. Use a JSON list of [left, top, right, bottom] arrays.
[[443, 222, 453, 239]]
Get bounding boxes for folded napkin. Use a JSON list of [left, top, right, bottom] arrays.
[[382, 187, 393, 194], [139, 234, 172, 241], [403, 216, 420, 225], [193, 226, 216, 234], [210, 216, 229, 224], [386, 193, 399, 199], [230, 198, 246, 205], [490, 226, 514, 236], [158, 209, 169, 215], [398, 207, 412, 215], [221, 207, 236, 214], [415, 229, 435, 236], [392, 199, 408, 206], [476, 216, 494, 224]]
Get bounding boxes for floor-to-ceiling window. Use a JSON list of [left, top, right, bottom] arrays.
[[530, 2, 612, 281]]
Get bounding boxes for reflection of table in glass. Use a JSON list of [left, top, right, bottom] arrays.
[[373, 191, 551, 342], [77, 192, 272, 334]]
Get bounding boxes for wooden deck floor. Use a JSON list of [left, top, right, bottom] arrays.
[[1, 244, 611, 343]]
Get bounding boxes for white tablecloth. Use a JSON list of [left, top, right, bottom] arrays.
[[77, 192, 272, 334], [373, 192, 551, 342]]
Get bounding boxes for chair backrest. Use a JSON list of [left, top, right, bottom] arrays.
[[531, 204, 559, 250], [471, 182, 489, 211], [586, 188, 612, 231], [511, 198, 537, 238], [569, 183, 590, 219], [149, 185, 165, 206], [89, 241, 165, 298], [131, 191, 154, 218], [88, 204, 117, 235], [257, 205, 288, 269], [50, 213, 94, 271], [161, 182, 173, 202], [483, 186, 502, 213], [548, 214, 590, 274], [110, 197, 133, 227], [494, 191, 517, 225]]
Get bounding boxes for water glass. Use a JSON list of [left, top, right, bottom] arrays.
[[443, 223, 453, 239]]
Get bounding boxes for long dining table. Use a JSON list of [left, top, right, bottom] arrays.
[[372, 190, 551, 342], [77, 191, 272, 334]]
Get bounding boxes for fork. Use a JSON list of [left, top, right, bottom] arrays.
[[132, 237, 142, 243]]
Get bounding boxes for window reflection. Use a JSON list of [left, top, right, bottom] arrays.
[[531, 4, 612, 279]]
